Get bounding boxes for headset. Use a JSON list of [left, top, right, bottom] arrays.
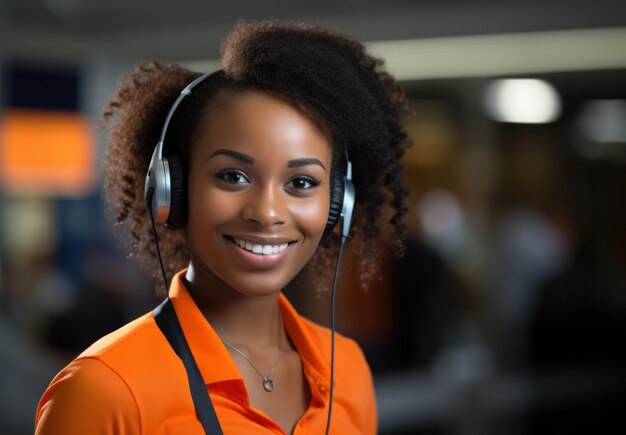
[[144, 70, 355, 435]]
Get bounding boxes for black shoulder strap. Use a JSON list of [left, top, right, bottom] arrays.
[[153, 298, 223, 435]]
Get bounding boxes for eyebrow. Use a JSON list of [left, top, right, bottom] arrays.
[[208, 149, 254, 164], [208, 148, 326, 172], [287, 158, 327, 172]]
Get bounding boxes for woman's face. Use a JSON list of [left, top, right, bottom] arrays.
[[186, 90, 332, 296]]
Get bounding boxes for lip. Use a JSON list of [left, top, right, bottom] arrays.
[[224, 235, 297, 269], [226, 234, 296, 245]]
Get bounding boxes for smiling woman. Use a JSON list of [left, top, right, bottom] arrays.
[[186, 90, 332, 296], [34, 21, 411, 435]]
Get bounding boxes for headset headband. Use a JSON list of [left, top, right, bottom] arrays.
[[155, 70, 222, 161]]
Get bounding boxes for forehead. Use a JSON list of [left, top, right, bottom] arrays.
[[192, 90, 332, 162]]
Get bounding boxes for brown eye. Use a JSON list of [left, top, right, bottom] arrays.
[[216, 170, 249, 184], [287, 176, 320, 190]]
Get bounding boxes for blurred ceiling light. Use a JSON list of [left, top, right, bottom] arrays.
[[573, 100, 626, 160], [577, 100, 626, 143], [367, 27, 626, 80], [482, 79, 561, 124], [178, 60, 222, 73], [184, 28, 626, 81], [417, 189, 466, 260]]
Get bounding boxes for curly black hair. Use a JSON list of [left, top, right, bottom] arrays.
[[102, 21, 411, 294]]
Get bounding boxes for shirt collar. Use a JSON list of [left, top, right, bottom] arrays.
[[167, 269, 331, 400], [168, 270, 244, 390], [278, 294, 331, 391]]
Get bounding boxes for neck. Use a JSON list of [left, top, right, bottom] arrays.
[[183, 261, 282, 351]]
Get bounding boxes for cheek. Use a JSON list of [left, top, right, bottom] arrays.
[[188, 188, 235, 231], [291, 193, 330, 242]]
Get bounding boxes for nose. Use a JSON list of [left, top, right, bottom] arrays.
[[242, 183, 288, 227]]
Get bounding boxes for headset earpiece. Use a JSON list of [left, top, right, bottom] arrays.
[[324, 168, 345, 238], [339, 159, 355, 239], [144, 151, 186, 230], [145, 143, 171, 223], [164, 154, 187, 229], [144, 71, 221, 228], [323, 155, 355, 239]]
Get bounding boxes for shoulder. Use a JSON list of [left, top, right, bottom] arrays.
[[35, 357, 141, 434], [35, 310, 177, 435], [78, 311, 159, 360], [73, 310, 182, 384]]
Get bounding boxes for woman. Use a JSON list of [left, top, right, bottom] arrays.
[[35, 21, 410, 434]]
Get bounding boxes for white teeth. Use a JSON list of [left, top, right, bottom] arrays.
[[231, 238, 290, 255]]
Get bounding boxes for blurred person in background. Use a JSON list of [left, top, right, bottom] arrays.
[[33, 21, 411, 434]]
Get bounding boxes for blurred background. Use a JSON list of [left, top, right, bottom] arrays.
[[2, 1, 626, 434]]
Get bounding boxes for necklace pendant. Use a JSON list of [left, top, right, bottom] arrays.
[[263, 378, 276, 392]]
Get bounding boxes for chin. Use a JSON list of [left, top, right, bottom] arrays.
[[224, 271, 297, 297]]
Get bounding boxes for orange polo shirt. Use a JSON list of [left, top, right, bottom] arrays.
[[34, 270, 377, 434]]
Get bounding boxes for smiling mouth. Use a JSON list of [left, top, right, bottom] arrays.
[[224, 236, 297, 267], [226, 236, 291, 255]]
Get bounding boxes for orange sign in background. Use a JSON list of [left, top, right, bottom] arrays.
[[0, 109, 96, 195]]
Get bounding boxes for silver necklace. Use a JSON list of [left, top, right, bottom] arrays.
[[220, 316, 283, 392]]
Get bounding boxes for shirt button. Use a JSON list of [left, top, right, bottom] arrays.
[[319, 385, 327, 393]]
